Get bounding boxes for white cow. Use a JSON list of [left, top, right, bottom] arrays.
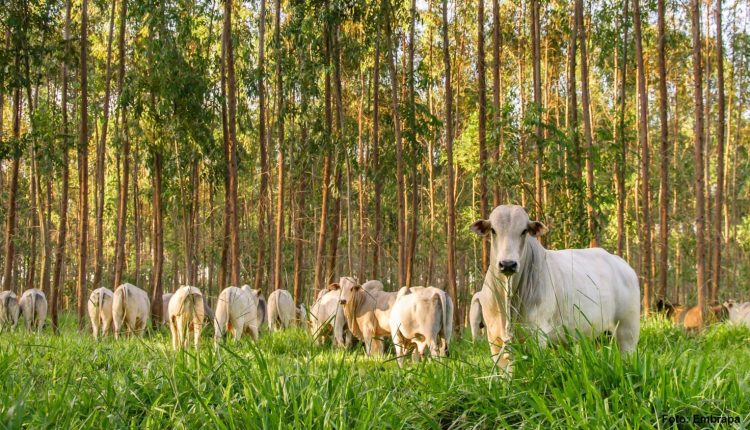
[[723, 300, 750, 327], [88, 287, 114, 339], [470, 205, 640, 372], [0, 291, 20, 332], [267, 289, 306, 332], [339, 277, 398, 356], [469, 292, 485, 340], [112, 283, 151, 339], [390, 286, 453, 366], [168, 286, 206, 350], [310, 283, 349, 346], [19, 289, 47, 333], [214, 286, 259, 344]]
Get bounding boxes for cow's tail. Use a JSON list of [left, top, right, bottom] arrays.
[[122, 285, 129, 331], [397, 286, 411, 299], [438, 290, 453, 351]]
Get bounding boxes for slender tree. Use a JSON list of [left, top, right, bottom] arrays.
[[616, 0, 629, 256], [531, 0, 543, 216], [225, 0, 241, 287], [443, 0, 458, 330], [113, 0, 129, 288], [478, 0, 489, 269], [657, 0, 670, 301], [76, 0, 90, 329], [255, 0, 269, 292], [93, 0, 117, 291], [273, 0, 284, 291], [632, 0, 653, 313], [690, 0, 707, 323], [371, 36, 381, 280], [711, 0, 725, 300], [51, 0, 73, 332]]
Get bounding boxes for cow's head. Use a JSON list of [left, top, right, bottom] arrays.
[[337, 276, 360, 305], [470, 205, 546, 276]]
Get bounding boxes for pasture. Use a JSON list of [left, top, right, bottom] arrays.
[[2, 316, 749, 428]]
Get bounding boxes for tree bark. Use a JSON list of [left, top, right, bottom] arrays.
[[385, 8, 406, 289], [93, 0, 117, 291], [2, 90, 21, 294], [632, 0, 653, 314], [357, 69, 367, 282], [711, 0, 725, 301], [690, 0, 707, 323], [531, 0, 543, 217], [371, 38, 381, 280], [478, 0, 489, 269], [657, 0, 670, 300], [443, 0, 459, 331], [254, 0, 269, 291], [51, 0, 72, 332], [77, 0, 90, 330], [576, 0, 598, 247], [491, 0, 502, 206], [273, 0, 284, 291], [225, 0, 241, 287], [113, 0, 129, 288], [616, 0, 629, 256], [150, 150, 164, 324]]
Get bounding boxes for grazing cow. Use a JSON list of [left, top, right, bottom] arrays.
[[339, 277, 398, 356], [168, 286, 206, 350], [112, 283, 151, 339], [0, 291, 20, 332], [240, 285, 267, 328], [19, 289, 47, 333], [469, 292, 485, 340], [267, 289, 306, 332], [214, 286, 259, 344], [657, 300, 727, 330], [723, 300, 750, 327], [390, 286, 453, 366], [470, 205, 641, 371], [88, 288, 114, 339], [310, 282, 349, 346]]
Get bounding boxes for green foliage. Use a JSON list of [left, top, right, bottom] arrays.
[[2, 317, 750, 428]]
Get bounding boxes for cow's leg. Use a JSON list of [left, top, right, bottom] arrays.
[[615, 316, 640, 355], [392, 333, 406, 367], [170, 318, 179, 350], [193, 320, 202, 349], [369, 338, 384, 356]]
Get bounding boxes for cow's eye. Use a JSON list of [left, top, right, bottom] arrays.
[[521, 228, 528, 236]]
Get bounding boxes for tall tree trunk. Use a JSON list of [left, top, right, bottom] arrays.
[[443, 0, 458, 330], [616, 0, 629, 256], [77, 0, 90, 329], [491, 0, 502, 206], [273, 0, 284, 291], [690, 0, 707, 323], [94, 0, 117, 291], [567, 11, 582, 222], [576, 0, 598, 247], [218, 18, 230, 291], [657, 0, 670, 300], [51, 0, 72, 332], [314, 24, 334, 294], [113, 0, 129, 288], [405, 0, 419, 288], [293, 116, 308, 305], [385, 8, 406, 289], [150, 150, 164, 324], [710, 0, 725, 301], [371, 39, 381, 280], [357, 69, 367, 282], [254, 0, 269, 291], [325, 164, 342, 285], [2, 89, 21, 294], [326, 26, 346, 285], [531, 0, 543, 217], [633, 0, 653, 314], [478, 0, 489, 269], [225, 0, 241, 287]]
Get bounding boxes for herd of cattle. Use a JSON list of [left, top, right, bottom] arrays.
[[1, 206, 749, 368]]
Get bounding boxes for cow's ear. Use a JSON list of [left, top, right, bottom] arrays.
[[327, 283, 340, 291], [470, 220, 491, 236], [255, 288, 263, 297], [527, 221, 548, 237]]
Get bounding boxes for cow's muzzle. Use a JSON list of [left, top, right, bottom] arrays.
[[499, 260, 518, 275]]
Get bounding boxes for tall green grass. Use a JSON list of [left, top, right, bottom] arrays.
[[1, 316, 749, 428]]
